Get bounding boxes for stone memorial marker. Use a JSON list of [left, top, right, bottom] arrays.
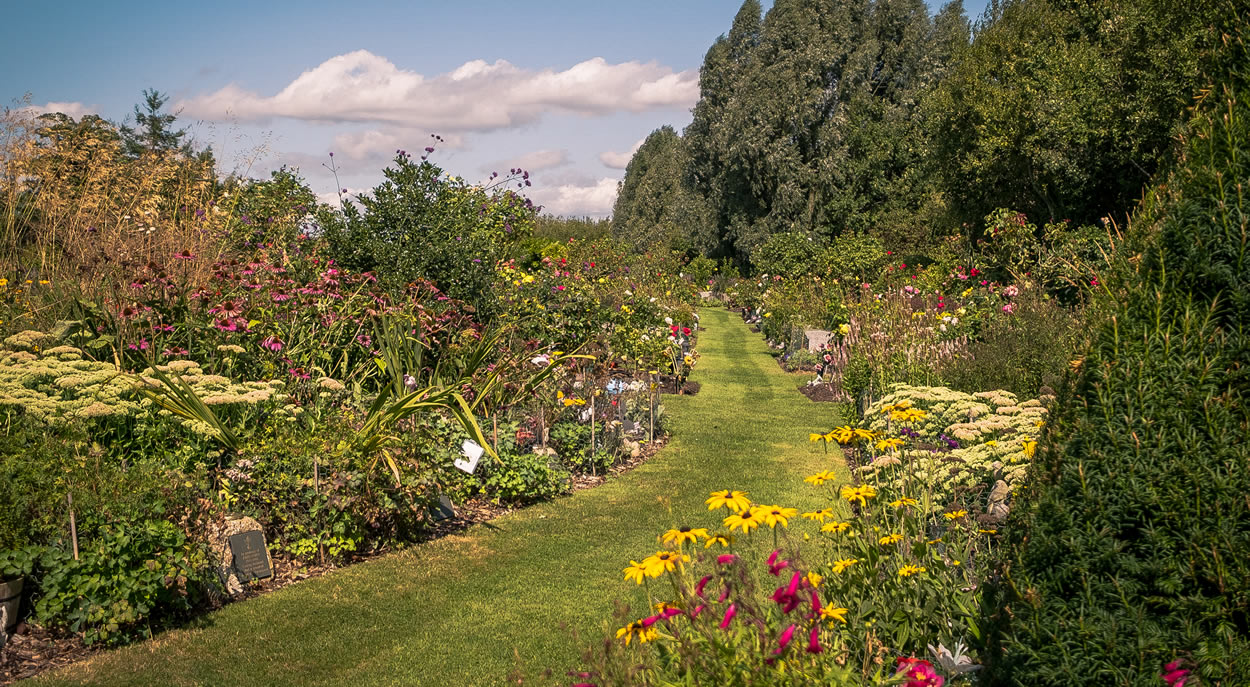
[[430, 493, 456, 523], [208, 515, 273, 596], [228, 530, 272, 583], [804, 329, 833, 353]]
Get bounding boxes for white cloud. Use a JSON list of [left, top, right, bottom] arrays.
[[599, 137, 646, 169], [22, 101, 98, 120], [530, 177, 620, 217], [482, 148, 570, 175], [178, 51, 698, 132]]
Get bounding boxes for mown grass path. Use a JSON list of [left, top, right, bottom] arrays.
[[39, 307, 844, 687]]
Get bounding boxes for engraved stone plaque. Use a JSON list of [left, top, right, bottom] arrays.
[[227, 530, 272, 583]]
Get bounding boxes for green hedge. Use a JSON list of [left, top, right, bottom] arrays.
[[982, 16, 1250, 685]]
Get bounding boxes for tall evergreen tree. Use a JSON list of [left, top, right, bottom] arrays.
[[120, 89, 191, 158], [611, 126, 712, 252]]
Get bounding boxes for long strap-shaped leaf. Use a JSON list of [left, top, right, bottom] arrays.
[[133, 366, 240, 453]]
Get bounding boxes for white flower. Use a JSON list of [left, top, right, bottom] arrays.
[[664, 317, 673, 325], [531, 354, 551, 366]]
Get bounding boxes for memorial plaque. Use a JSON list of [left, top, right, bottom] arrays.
[[227, 530, 272, 582], [430, 493, 457, 523]]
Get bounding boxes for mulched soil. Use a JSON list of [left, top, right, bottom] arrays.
[[0, 433, 672, 686], [798, 383, 842, 403]]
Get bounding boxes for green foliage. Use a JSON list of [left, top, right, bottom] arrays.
[[25, 519, 212, 646], [610, 126, 713, 253], [119, 89, 191, 158], [482, 451, 570, 506], [751, 232, 820, 277], [941, 289, 1081, 398], [820, 233, 887, 283], [983, 19, 1250, 682], [319, 153, 535, 315]]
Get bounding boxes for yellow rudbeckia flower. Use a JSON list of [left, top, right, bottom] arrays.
[[706, 489, 751, 513], [661, 527, 708, 546]]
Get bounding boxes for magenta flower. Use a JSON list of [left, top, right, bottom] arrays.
[[1161, 659, 1191, 687], [718, 604, 736, 630], [261, 336, 284, 352], [896, 657, 944, 687], [694, 575, 711, 598], [717, 554, 737, 565], [805, 625, 823, 654], [777, 624, 796, 650]]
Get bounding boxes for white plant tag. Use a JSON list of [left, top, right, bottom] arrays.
[[455, 439, 484, 474]]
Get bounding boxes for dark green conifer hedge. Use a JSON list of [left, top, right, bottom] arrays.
[[982, 13, 1250, 685]]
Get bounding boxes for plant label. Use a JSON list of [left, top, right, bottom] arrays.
[[455, 439, 484, 473]]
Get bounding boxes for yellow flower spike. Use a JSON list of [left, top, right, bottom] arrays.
[[831, 558, 858, 574], [723, 511, 760, 533], [706, 490, 751, 513], [819, 605, 848, 624], [821, 521, 851, 534], [661, 527, 709, 546], [623, 560, 648, 585], [879, 533, 904, 546]]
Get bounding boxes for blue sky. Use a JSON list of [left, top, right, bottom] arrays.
[[6, 0, 987, 216]]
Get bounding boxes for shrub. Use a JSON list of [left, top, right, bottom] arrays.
[[982, 24, 1250, 684], [941, 287, 1083, 398], [751, 232, 820, 278], [820, 233, 886, 283]]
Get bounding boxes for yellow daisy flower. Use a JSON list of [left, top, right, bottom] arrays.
[[944, 510, 968, 520], [819, 605, 849, 624], [706, 489, 751, 513], [703, 533, 734, 548], [831, 558, 858, 574], [751, 505, 798, 529], [642, 550, 689, 576], [623, 560, 648, 585], [723, 511, 761, 533], [875, 437, 905, 451], [661, 527, 709, 546], [804, 471, 835, 486], [801, 508, 835, 522], [879, 533, 904, 546], [889, 497, 919, 508], [897, 564, 927, 577], [1022, 440, 1037, 458], [839, 484, 877, 506], [806, 571, 824, 588], [821, 521, 852, 534], [616, 620, 659, 645]]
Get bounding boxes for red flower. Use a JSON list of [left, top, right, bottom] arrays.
[[682, 327, 691, 336]]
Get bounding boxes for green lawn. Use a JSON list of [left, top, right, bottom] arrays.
[[38, 307, 844, 687]]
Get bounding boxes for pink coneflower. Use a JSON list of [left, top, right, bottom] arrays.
[[261, 336, 284, 352], [174, 249, 196, 260], [288, 367, 311, 380]]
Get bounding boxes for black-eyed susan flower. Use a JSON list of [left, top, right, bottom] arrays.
[[832, 559, 858, 574], [839, 484, 877, 506], [616, 620, 658, 645], [897, 564, 927, 577], [703, 533, 733, 548], [978, 528, 998, 535], [751, 505, 798, 528], [875, 437, 905, 451], [623, 560, 648, 585], [890, 407, 928, 423], [828, 426, 855, 444], [943, 509, 968, 520], [706, 489, 751, 513], [804, 471, 835, 486], [661, 526, 709, 546], [642, 550, 690, 576], [802, 508, 835, 522], [806, 571, 823, 588], [889, 497, 919, 509], [879, 533, 904, 546], [821, 521, 852, 534], [853, 428, 878, 442], [808, 432, 826, 442], [819, 605, 849, 624], [723, 510, 760, 533]]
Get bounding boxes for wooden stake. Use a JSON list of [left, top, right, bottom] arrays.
[[649, 374, 655, 443], [67, 493, 79, 561], [314, 458, 324, 566], [590, 392, 596, 477], [492, 415, 499, 452]]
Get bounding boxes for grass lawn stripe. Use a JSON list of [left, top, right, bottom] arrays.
[[37, 306, 845, 687]]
